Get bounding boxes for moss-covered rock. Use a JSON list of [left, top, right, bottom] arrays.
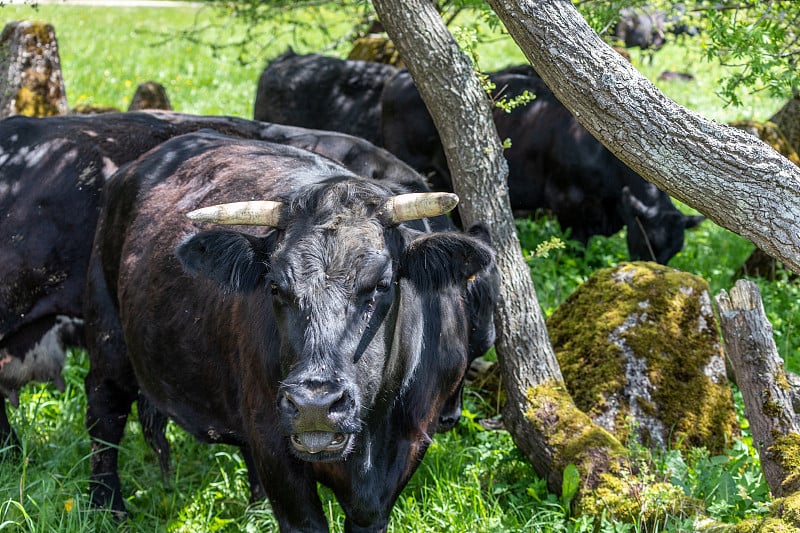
[[547, 262, 738, 453], [0, 20, 68, 118]]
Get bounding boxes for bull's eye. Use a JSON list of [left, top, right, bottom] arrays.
[[376, 279, 391, 293], [270, 283, 279, 295]]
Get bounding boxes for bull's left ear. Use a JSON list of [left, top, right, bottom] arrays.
[[401, 224, 495, 290], [177, 229, 275, 293]]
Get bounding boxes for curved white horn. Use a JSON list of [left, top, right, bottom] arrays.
[[186, 200, 286, 227], [380, 192, 459, 224]]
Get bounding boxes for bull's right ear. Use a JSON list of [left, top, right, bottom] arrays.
[[400, 228, 496, 291], [176, 229, 274, 293]]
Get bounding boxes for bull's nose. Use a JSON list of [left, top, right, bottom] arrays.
[[279, 382, 355, 430]]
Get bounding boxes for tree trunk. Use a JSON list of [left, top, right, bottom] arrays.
[[770, 92, 800, 158], [488, 0, 800, 275], [372, 0, 628, 500], [716, 280, 800, 497]]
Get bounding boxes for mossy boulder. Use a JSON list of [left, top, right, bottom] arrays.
[[0, 20, 68, 118], [547, 262, 738, 453]]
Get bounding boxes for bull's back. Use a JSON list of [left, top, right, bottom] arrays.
[[254, 52, 398, 145]]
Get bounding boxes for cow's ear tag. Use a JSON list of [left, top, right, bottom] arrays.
[[466, 274, 477, 283]]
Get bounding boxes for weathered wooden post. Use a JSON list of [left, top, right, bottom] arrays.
[[716, 279, 800, 497], [0, 20, 69, 118]]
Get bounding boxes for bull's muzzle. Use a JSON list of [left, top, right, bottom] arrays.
[[278, 380, 359, 459]]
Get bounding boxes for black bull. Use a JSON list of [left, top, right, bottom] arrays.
[[84, 130, 499, 531], [0, 110, 446, 447]]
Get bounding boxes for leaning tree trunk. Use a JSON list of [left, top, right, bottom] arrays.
[[488, 0, 800, 275], [372, 0, 628, 502]]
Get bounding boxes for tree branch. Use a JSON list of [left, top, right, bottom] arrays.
[[488, 0, 800, 274]]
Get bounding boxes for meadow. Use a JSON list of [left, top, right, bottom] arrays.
[[1, 1, 797, 531]]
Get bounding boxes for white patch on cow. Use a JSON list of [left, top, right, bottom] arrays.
[[606, 312, 668, 448], [101, 156, 118, 179], [10, 144, 30, 167], [23, 142, 76, 171], [0, 316, 82, 406], [78, 162, 98, 188]]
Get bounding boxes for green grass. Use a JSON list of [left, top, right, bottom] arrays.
[[2, 2, 360, 117], [0, 2, 796, 531]]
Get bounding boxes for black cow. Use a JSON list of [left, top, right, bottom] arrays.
[[252, 54, 701, 263], [254, 50, 400, 146], [0, 112, 189, 447], [381, 70, 704, 264], [615, 8, 667, 51], [83, 130, 498, 531], [615, 5, 700, 51], [0, 111, 448, 450]]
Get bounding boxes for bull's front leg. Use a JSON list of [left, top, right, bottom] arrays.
[[137, 391, 171, 479], [83, 256, 137, 517], [248, 439, 329, 532], [85, 364, 136, 517], [0, 396, 19, 450]]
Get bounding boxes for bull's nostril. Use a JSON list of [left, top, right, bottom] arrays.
[[328, 390, 352, 415], [279, 394, 300, 417]]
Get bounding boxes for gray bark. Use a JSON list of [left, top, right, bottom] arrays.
[[488, 0, 800, 274], [370, 0, 563, 391], [716, 280, 800, 497]]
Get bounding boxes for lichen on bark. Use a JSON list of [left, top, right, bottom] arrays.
[[0, 20, 68, 118], [526, 381, 704, 524]]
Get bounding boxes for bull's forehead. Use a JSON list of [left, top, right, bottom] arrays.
[[272, 219, 391, 297]]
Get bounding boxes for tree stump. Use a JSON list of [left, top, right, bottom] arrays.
[[716, 280, 800, 497], [0, 20, 68, 118], [128, 81, 172, 111]]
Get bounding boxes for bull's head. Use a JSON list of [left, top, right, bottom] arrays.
[[177, 184, 496, 462], [620, 186, 704, 264]]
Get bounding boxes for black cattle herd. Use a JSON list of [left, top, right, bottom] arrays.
[[0, 44, 701, 531]]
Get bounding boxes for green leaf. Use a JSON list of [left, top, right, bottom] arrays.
[[560, 463, 580, 511]]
